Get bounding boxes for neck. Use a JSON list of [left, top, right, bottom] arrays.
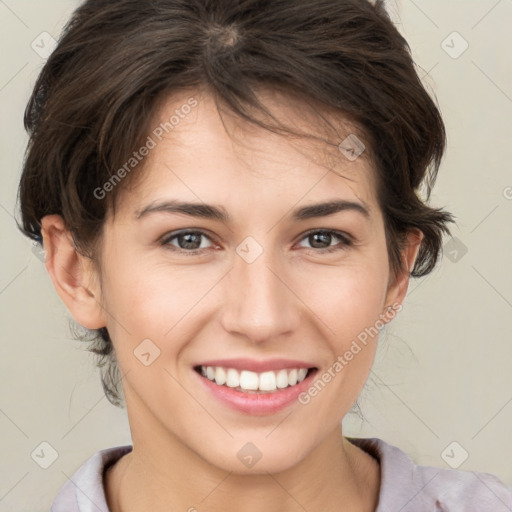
[[105, 419, 380, 512]]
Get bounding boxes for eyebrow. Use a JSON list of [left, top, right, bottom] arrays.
[[135, 199, 370, 222]]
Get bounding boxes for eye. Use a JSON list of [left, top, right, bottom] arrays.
[[159, 228, 353, 255], [296, 229, 352, 253], [160, 230, 214, 253]]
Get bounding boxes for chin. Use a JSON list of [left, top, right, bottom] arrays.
[[197, 437, 313, 475]]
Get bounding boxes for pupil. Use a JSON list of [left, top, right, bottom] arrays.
[[311, 232, 330, 248], [180, 233, 201, 249]]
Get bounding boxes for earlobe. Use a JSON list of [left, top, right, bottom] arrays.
[[40, 215, 106, 329], [383, 228, 424, 315]]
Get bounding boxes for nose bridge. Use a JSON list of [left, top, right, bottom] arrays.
[[220, 241, 298, 343]]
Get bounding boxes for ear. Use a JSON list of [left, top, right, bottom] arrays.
[[383, 228, 424, 315], [40, 215, 106, 329]]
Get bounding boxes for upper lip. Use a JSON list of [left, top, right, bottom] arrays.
[[194, 358, 317, 373]]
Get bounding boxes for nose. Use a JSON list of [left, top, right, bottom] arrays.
[[219, 246, 300, 344]]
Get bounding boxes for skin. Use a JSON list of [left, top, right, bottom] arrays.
[[41, 87, 422, 512]]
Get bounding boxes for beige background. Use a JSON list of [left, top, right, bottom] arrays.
[[1, 0, 511, 510]]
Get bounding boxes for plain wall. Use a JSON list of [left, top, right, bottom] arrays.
[[1, 1, 511, 510]]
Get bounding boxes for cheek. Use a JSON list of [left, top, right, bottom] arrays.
[[301, 254, 389, 338], [297, 246, 389, 389], [104, 249, 192, 324], [296, 268, 387, 419], [100, 255, 223, 367]]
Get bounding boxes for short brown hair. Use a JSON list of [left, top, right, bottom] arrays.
[[17, 0, 454, 406]]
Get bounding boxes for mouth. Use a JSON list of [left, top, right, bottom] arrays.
[[193, 365, 318, 394]]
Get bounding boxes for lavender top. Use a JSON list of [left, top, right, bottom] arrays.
[[51, 437, 512, 512]]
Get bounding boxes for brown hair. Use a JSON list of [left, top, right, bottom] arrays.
[[17, 0, 454, 406]]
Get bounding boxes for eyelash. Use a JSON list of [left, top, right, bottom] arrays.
[[159, 229, 353, 256]]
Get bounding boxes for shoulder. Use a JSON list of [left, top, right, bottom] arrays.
[[347, 437, 512, 512], [51, 445, 133, 512]]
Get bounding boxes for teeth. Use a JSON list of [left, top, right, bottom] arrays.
[[259, 371, 276, 391], [240, 370, 259, 390], [276, 369, 289, 388], [199, 365, 312, 392], [225, 368, 240, 388], [214, 367, 226, 386]]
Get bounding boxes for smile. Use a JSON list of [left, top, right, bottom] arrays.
[[196, 365, 312, 393], [193, 358, 319, 414]]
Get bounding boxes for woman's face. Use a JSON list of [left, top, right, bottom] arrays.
[[82, 89, 412, 473]]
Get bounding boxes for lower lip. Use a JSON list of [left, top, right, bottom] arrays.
[[194, 369, 317, 415]]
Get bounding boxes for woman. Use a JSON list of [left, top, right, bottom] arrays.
[[17, 0, 512, 510]]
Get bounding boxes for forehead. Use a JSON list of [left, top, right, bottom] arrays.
[[116, 87, 379, 218]]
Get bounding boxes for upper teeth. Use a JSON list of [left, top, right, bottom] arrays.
[[200, 366, 309, 392]]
